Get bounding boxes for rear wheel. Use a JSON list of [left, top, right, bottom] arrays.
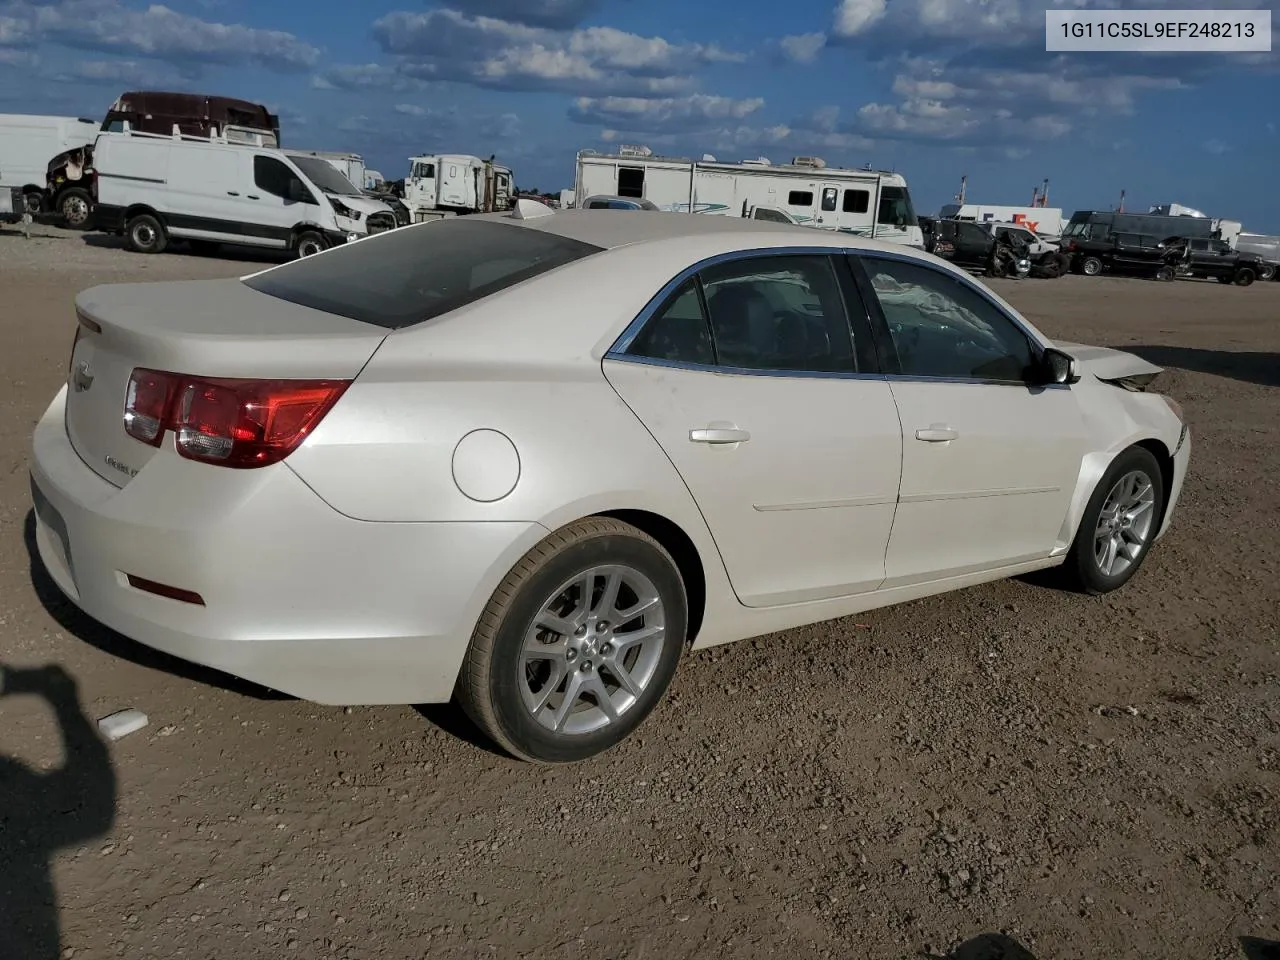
[[295, 231, 327, 258], [125, 213, 167, 254], [1155, 265, 1175, 282], [1061, 446, 1165, 595], [59, 188, 92, 229], [1081, 256, 1103, 276], [23, 191, 44, 215], [455, 517, 687, 763], [1234, 267, 1256, 286]]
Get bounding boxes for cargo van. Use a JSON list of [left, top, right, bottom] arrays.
[[92, 129, 397, 257]]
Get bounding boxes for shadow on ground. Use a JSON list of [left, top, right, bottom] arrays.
[[0, 663, 117, 960], [23, 510, 287, 701], [79, 232, 288, 264], [1127, 346, 1280, 388], [1241, 937, 1280, 960], [921, 933, 1039, 959]]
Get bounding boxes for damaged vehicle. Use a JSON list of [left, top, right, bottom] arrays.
[[1174, 237, 1265, 286], [29, 205, 1190, 762], [1071, 232, 1187, 281], [926, 218, 1032, 278]]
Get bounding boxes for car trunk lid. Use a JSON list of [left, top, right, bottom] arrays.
[[67, 277, 388, 488]]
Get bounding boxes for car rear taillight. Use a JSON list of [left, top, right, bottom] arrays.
[[123, 368, 350, 468]]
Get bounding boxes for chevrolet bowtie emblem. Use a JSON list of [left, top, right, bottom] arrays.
[[73, 360, 94, 392]]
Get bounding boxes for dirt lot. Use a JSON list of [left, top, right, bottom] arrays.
[[1, 224, 1277, 960]]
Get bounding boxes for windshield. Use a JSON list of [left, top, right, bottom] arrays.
[[287, 155, 362, 196], [242, 219, 603, 329], [877, 186, 917, 228]]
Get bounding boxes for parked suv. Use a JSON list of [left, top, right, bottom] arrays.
[[1177, 237, 1264, 286], [1071, 232, 1184, 281]]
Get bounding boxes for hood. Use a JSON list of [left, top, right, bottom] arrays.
[[332, 194, 392, 217], [1054, 341, 1163, 382]]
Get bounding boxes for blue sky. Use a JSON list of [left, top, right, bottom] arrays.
[[2, 0, 1278, 229]]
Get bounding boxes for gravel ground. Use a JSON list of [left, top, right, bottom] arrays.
[[1, 224, 1277, 960]]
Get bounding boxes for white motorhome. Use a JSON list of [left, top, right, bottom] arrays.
[[404, 154, 514, 221], [573, 148, 923, 247], [0, 114, 99, 212], [938, 203, 1065, 239], [92, 129, 396, 257]]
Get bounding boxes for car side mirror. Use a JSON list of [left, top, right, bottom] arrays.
[[1040, 347, 1080, 385]]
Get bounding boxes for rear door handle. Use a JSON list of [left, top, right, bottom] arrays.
[[915, 425, 959, 443], [247, 194, 260, 200], [227, 191, 240, 196], [689, 427, 751, 445]]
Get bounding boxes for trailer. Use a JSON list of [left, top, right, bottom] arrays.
[[937, 203, 1064, 240], [1236, 232, 1280, 280], [403, 154, 514, 221], [573, 147, 924, 247]]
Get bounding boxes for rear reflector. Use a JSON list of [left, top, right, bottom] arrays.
[[124, 368, 351, 468], [125, 574, 206, 606]]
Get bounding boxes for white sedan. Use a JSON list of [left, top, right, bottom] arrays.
[[30, 201, 1191, 763]]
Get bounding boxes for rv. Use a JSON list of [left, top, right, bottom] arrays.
[[44, 91, 280, 229], [403, 154, 514, 222], [937, 203, 1064, 240], [0, 114, 99, 214], [573, 147, 923, 247], [92, 127, 395, 258]]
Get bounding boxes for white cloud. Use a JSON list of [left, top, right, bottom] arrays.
[[780, 32, 826, 63], [0, 0, 319, 71], [1203, 138, 1231, 155], [834, 0, 887, 36], [569, 94, 765, 130], [371, 8, 744, 96], [445, 0, 600, 28], [313, 62, 430, 93], [0, 47, 37, 67]]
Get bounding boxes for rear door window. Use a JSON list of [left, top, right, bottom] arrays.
[[242, 219, 603, 329]]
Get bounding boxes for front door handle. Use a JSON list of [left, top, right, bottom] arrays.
[[226, 191, 240, 196], [690, 426, 751, 445], [915, 425, 959, 443]]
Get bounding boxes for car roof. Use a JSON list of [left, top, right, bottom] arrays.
[[468, 207, 918, 258]]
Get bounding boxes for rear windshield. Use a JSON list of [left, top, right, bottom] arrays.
[[242, 219, 603, 329]]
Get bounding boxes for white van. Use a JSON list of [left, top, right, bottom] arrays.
[[92, 130, 397, 257], [0, 114, 99, 212]]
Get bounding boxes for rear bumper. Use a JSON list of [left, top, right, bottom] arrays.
[[29, 385, 547, 704]]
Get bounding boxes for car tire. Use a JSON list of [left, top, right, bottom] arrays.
[[1155, 266, 1175, 282], [295, 231, 327, 258], [1081, 256, 1103, 276], [1259, 264, 1276, 282], [455, 517, 688, 763], [1234, 267, 1256, 286], [125, 213, 167, 254], [23, 191, 44, 215], [59, 188, 93, 229], [1061, 446, 1165, 596]]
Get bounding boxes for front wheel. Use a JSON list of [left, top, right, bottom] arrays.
[[59, 188, 93, 229], [1259, 264, 1276, 282], [455, 517, 688, 763], [125, 213, 167, 254], [1155, 265, 1175, 282], [295, 231, 327, 258], [1061, 446, 1165, 595], [1234, 267, 1256, 286], [1081, 256, 1103, 276], [23, 191, 44, 215]]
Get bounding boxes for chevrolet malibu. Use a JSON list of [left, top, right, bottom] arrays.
[[30, 201, 1191, 763]]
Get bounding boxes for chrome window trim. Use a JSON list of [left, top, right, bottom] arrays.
[[604, 243, 1067, 389]]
